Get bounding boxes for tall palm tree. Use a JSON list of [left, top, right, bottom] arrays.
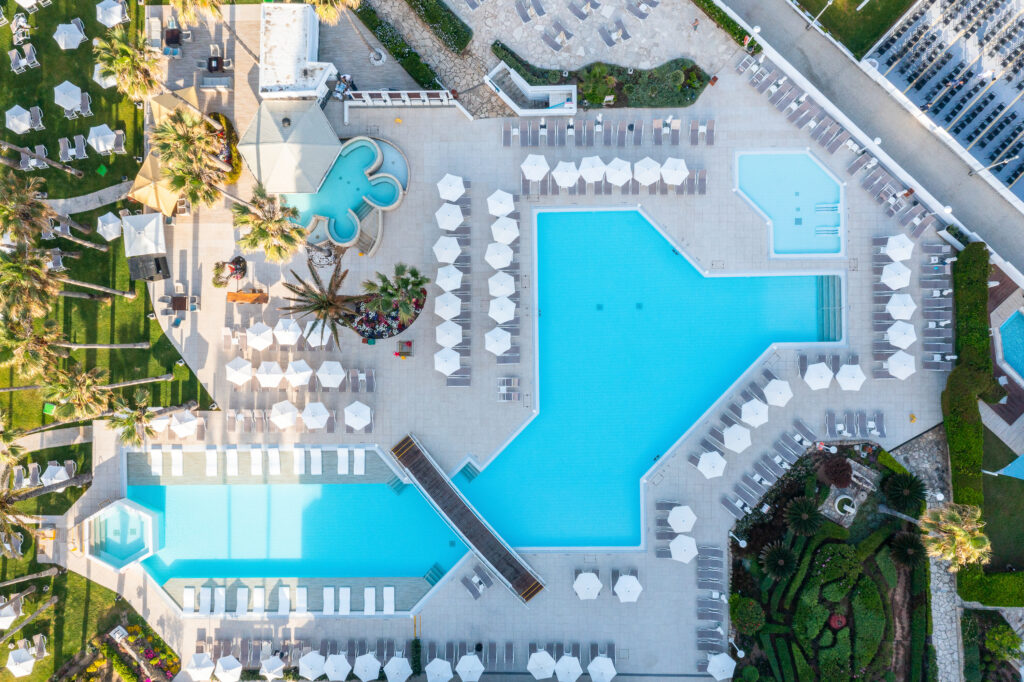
[[170, 0, 260, 63], [234, 185, 305, 262], [0, 173, 53, 245], [784, 497, 824, 536], [150, 109, 236, 208], [0, 410, 25, 470], [280, 263, 364, 347], [361, 263, 429, 325], [44, 367, 112, 420], [0, 322, 69, 381], [108, 389, 156, 447], [0, 248, 136, 311], [919, 503, 992, 572]]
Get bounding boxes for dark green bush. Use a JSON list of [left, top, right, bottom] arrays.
[[355, 5, 442, 89], [411, 638, 422, 675], [690, 0, 761, 52], [212, 112, 242, 186], [759, 633, 783, 682], [102, 642, 142, 682], [882, 472, 927, 515], [876, 547, 899, 587], [403, 0, 472, 52], [818, 629, 834, 647], [852, 576, 886, 670], [910, 604, 928, 682], [984, 623, 1022, 661], [793, 583, 829, 646], [815, 543, 859, 583], [877, 449, 910, 474], [739, 666, 760, 681], [729, 593, 766, 635], [818, 627, 851, 679]]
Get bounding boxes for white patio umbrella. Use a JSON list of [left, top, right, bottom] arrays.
[[670, 534, 698, 563], [96, 0, 126, 27], [354, 654, 380, 682], [6, 649, 34, 678], [344, 400, 372, 430], [96, 211, 121, 240], [668, 505, 696, 533], [836, 363, 866, 391], [698, 450, 726, 479], [632, 157, 661, 186], [53, 81, 82, 110], [425, 658, 453, 682], [763, 379, 793, 406], [886, 320, 918, 349], [304, 320, 331, 348], [723, 424, 751, 453], [255, 361, 284, 388], [186, 653, 216, 681], [485, 242, 514, 269], [485, 327, 512, 355], [521, 154, 550, 181], [260, 656, 285, 681], [884, 233, 915, 262], [491, 216, 520, 244], [604, 158, 632, 186], [92, 63, 116, 89], [87, 124, 116, 153], [273, 317, 302, 346], [887, 350, 916, 380], [881, 261, 912, 290], [573, 571, 602, 599], [434, 292, 462, 320], [53, 22, 86, 49], [285, 359, 313, 387], [436, 173, 465, 202], [225, 357, 252, 386], [489, 296, 516, 324], [40, 463, 68, 486], [804, 362, 833, 390], [299, 652, 326, 682], [5, 106, 29, 134], [579, 156, 606, 183], [301, 402, 329, 430], [740, 398, 769, 427], [432, 235, 461, 263], [528, 651, 556, 680], [383, 656, 412, 682], [434, 348, 460, 376], [316, 361, 345, 389], [270, 400, 298, 429], [552, 160, 580, 188], [587, 656, 616, 682], [435, 320, 463, 348], [246, 322, 274, 351], [555, 655, 582, 682], [149, 411, 170, 434], [886, 293, 917, 320], [436, 264, 463, 292], [613, 574, 642, 602], [455, 654, 484, 682], [0, 602, 21, 629], [324, 654, 352, 682], [487, 189, 515, 217], [706, 653, 736, 681], [488, 271, 515, 297], [170, 411, 198, 437], [435, 203, 463, 231], [214, 655, 243, 682], [660, 157, 689, 185]]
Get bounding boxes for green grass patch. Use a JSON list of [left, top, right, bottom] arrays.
[[355, 4, 442, 89], [795, 0, 918, 59], [981, 427, 1024, 568], [13, 443, 90, 515]]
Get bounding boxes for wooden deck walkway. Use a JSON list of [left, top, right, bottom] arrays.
[[391, 435, 543, 603]]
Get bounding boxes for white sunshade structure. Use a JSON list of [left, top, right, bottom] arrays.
[[521, 154, 550, 181], [613, 574, 642, 602], [884, 233, 915, 262], [300, 652, 327, 682], [304, 320, 331, 348], [354, 654, 380, 682], [528, 651, 556, 680], [383, 657, 412, 682], [886, 293, 917, 320], [436, 264, 463, 292], [661, 157, 689, 185], [6, 649, 34, 678], [214, 655, 243, 682], [587, 656, 616, 682], [5, 105, 29, 134], [344, 401, 373, 430], [435, 320, 463, 348], [325, 654, 352, 682], [92, 63, 116, 89], [485, 242, 514, 269], [555, 656, 582, 682], [668, 505, 697, 533], [485, 327, 512, 355], [836, 363, 866, 391], [261, 655, 286, 681], [881, 261, 912, 290], [436, 173, 465, 202], [434, 348, 460, 376], [604, 158, 632, 186], [225, 357, 253, 386], [122, 212, 166, 258], [170, 411, 198, 438], [246, 322, 274, 351], [53, 80, 82, 110], [434, 292, 462, 320], [270, 400, 298, 429], [455, 655, 485, 682], [488, 271, 515, 297], [632, 157, 661, 186], [573, 571, 602, 600], [804, 362, 833, 390], [87, 124, 116, 154], [274, 317, 302, 346], [237, 100, 341, 193], [185, 653, 215, 681], [432, 235, 461, 264], [490, 217, 520, 245], [40, 462, 68, 487], [487, 189, 515, 217], [425, 658, 453, 682], [284, 359, 313, 387], [887, 350, 916, 380], [316, 361, 345, 389], [435, 203, 463, 231], [579, 156, 606, 183], [53, 22, 86, 49], [96, 0, 126, 27], [256, 361, 285, 388], [886, 320, 918, 349], [669, 534, 698, 564], [0, 601, 21, 629], [723, 424, 751, 453], [698, 450, 727, 479], [763, 378, 793, 406], [740, 398, 769, 428], [301, 402, 330, 430], [489, 297, 516, 324], [551, 160, 580, 188], [707, 653, 737, 681], [96, 211, 121, 240]]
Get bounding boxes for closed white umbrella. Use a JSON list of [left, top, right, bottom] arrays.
[[301, 402, 330, 430], [303, 320, 331, 348], [96, 211, 121, 240], [485, 327, 512, 355], [487, 189, 515, 217], [324, 654, 352, 682], [803, 362, 833, 390], [579, 156, 606, 183], [435, 320, 463, 348], [354, 654, 380, 682], [528, 651, 556, 680], [886, 320, 917, 349], [488, 271, 515, 297], [87, 124, 116, 153], [887, 350, 916, 380], [587, 656, 616, 682], [455, 654, 484, 682], [490, 217, 519, 244], [434, 348, 460, 376], [344, 401, 372, 430], [316, 361, 345, 389], [433, 235, 461, 263], [5, 106, 29, 134], [706, 653, 736, 681], [435, 203, 463, 231], [836, 363, 866, 391], [660, 157, 689, 185], [881, 261, 912, 290], [299, 652, 326, 682], [886, 293, 917, 320], [698, 450, 726, 479], [186, 653, 216, 682], [214, 655, 243, 682], [270, 400, 298, 429], [170, 411, 198, 437], [740, 398, 769, 427], [521, 154, 550, 181], [225, 357, 252, 386], [668, 505, 696, 533], [434, 292, 461, 320], [632, 157, 661, 186], [555, 656, 582, 682], [436, 264, 463, 292], [884, 233, 915, 262], [669, 534, 698, 563], [723, 424, 751, 453], [436, 174, 465, 202], [5, 649, 34, 678], [255, 361, 284, 388], [489, 296, 516, 324], [54, 81, 82, 110], [552, 160, 580, 188], [425, 658, 453, 682], [604, 158, 631, 186], [53, 22, 86, 49], [96, 0, 126, 27], [260, 656, 285, 681], [613, 574, 642, 602], [573, 571, 602, 599], [273, 318, 302, 346], [246, 322, 274, 351], [485, 242, 514, 269], [384, 656, 412, 682], [763, 379, 793, 406], [92, 63, 117, 89], [284, 359, 313, 387], [0, 602, 19, 629]]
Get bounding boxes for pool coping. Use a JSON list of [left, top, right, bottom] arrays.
[[991, 289, 1024, 390]]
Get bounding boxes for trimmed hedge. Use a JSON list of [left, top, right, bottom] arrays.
[[775, 638, 795, 682], [355, 5, 442, 89], [954, 243, 996, 372], [690, 0, 761, 53], [876, 547, 899, 589], [852, 576, 886, 670], [910, 604, 928, 682], [818, 627, 851, 679], [403, 0, 472, 53], [877, 449, 910, 475], [958, 565, 1024, 606], [759, 633, 783, 682], [792, 644, 814, 682]]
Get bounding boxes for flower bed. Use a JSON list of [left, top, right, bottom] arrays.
[[351, 294, 424, 340], [212, 112, 242, 186], [355, 5, 442, 89]]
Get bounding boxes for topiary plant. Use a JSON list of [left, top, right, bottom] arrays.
[[728, 593, 766, 635]]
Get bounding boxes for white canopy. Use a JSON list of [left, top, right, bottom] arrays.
[[301, 401, 330, 430], [246, 322, 274, 351], [669, 534, 698, 563], [260, 656, 285, 681], [485, 327, 512, 355], [121, 212, 166, 257], [661, 157, 689, 185], [632, 157, 661, 186], [303, 320, 331, 348], [740, 398, 769, 427], [284, 359, 313, 387], [521, 154, 550, 181], [698, 450, 727, 479], [435, 320, 463, 348], [455, 655, 484, 682], [587, 656, 616, 682], [886, 293, 917, 320], [96, 0, 126, 27], [354, 654, 380, 682], [488, 271, 515, 297], [53, 22, 86, 49], [53, 80, 81, 110], [316, 361, 345, 388], [40, 463, 69, 486], [92, 63, 117, 88], [273, 317, 302, 346], [836, 363, 866, 391], [435, 203, 463, 231], [96, 211, 121, 240], [5, 649, 34, 678], [5, 106, 29, 134], [237, 101, 342, 193], [804, 362, 833, 390], [487, 189, 515, 217], [491, 217, 520, 244], [573, 571, 602, 600], [485, 242, 514, 269], [170, 411, 198, 437], [432, 235, 461, 264], [887, 350, 916, 380], [881, 261, 912, 290], [214, 655, 243, 682], [436, 174, 465, 202], [723, 424, 751, 453], [299, 652, 326, 682], [668, 505, 696, 533], [255, 361, 285, 388], [489, 296, 516, 324], [87, 124, 116, 154], [552, 160, 580, 188], [528, 651, 556, 680], [425, 658, 453, 682], [579, 156, 606, 183], [763, 379, 793, 406], [344, 401, 372, 430], [554, 656, 582, 682], [0, 601, 21, 629], [707, 653, 736, 681], [270, 400, 298, 429], [324, 654, 352, 681], [604, 158, 632, 186], [436, 265, 463, 292], [434, 292, 461, 320], [383, 657, 412, 682], [225, 357, 252, 386], [886, 320, 918, 349], [185, 653, 215, 681], [884, 233, 915, 262], [434, 348, 460, 376], [613, 574, 642, 602]]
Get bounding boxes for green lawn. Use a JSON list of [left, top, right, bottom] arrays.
[[13, 443, 90, 515], [981, 427, 1024, 568], [796, 0, 918, 59]]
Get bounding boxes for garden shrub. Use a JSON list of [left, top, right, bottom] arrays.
[[774, 638, 795, 682], [984, 623, 1022, 661], [815, 543, 860, 583], [876, 547, 899, 588], [729, 593, 766, 635], [910, 604, 928, 682], [818, 629, 834, 647], [783, 535, 832, 609], [402, 0, 472, 52], [690, 0, 761, 52], [758, 633, 782, 682], [102, 642, 141, 682], [855, 520, 901, 562], [818, 627, 851, 680], [957, 553, 1024, 606], [793, 584, 829, 647], [792, 644, 813, 682], [851, 576, 886, 670], [877, 449, 909, 474], [739, 666, 759, 682], [822, 576, 857, 602], [211, 112, 241, 186], [411, 638, 422, 675], [818, 455, 852, 488], [355, 5, 442, 89]]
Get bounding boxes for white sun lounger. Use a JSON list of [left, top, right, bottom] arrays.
[[353, 448, 365, 476], [337, 448, 349, 475], [322, 587, 335, 615], [182, 586, 195, 614], [226, 446, 238, 476], [171, 446, 183, 476], [363, 587, 376, 615], [292, 448, 305, 475], [296, 587, 307, 613], [253, 587, 265, 614], [206, 446, 218, 477], [338, 587, 351, 615], [149, 445, 162, 476], [383, 586, 395, 615], [214, 587, 225, 614], [198, 587, 212, 614], [250, 447, 263, 476], [236, 587, 249, 615], [310, 448, 322, 475], [277, 586, 290, 615], [267, 448, 281, 476]]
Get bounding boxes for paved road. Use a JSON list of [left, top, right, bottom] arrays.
[[720, 0, 1024, 269]]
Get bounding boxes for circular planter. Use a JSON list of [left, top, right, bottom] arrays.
[[835, 495, 856, 515], [351, 294, 425, 340]]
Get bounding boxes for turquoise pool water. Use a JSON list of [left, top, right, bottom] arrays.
[[1001, 311, 1024, 379], [737, 152, 842, 255], [285, 138, 403, 245], [455, 210, 829, 547], [89, 502, 153, 570], [129, 484, 466, 582]]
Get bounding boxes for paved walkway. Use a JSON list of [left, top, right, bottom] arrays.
[[45, 181, 133, 217], [14, 425, 93, 453], [721, 0, 1024, 270]]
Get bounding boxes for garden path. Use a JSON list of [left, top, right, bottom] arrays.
[[45, 181, 132, 217], [15, 426, 93, 453]]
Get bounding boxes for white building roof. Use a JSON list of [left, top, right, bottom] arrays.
[[259, 4, 338, 99]]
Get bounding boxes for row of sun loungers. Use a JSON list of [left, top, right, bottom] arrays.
[[503, 116, 713, 149], [183, 584, 396, 616], [147, 445, 369, 478], [692, 545, 727, 661], [824, 409, 886, 439]]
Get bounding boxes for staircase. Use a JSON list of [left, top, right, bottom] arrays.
[[816, 275, 843, 342], [386, 475, 408, 495], [458, 462, 481, 482], [424, 563, 446, 586]]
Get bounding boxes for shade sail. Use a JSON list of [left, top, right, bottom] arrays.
[[128, 152, 180, 216]]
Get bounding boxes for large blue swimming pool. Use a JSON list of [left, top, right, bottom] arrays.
[[1001, 311, 1024, 379]]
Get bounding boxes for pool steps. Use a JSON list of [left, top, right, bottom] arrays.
[[816, 275, 843, 342]]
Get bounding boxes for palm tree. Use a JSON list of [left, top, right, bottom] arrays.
[[890, 531, 926, 567], [919, 503, 992, 572], [170, 0, 260, 63], [280, 262, 364, 348], [108, 389, 156, 446], [0, 173, 53, 245], [0, 322, 69, 381], [0, 410, 25, 470], [234, 185, 305, 262], [361, 263, 429, 325], [151, 109, 239, 208], [882, 472, 927, 515], [44, 366, 112, 420], [759, 542, 796, 580], [0, 246, 61, 322], [784, 497, 824, 536]]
